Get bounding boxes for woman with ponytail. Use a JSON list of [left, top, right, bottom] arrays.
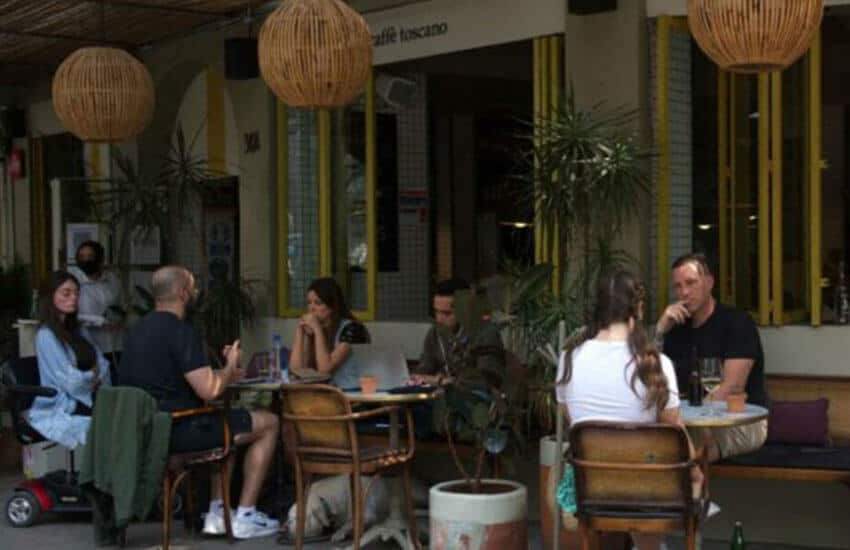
[[28, 270, 111, 449], [555, 270, 699, 550]]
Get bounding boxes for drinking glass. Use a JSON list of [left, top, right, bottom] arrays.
[[699, 357, 723, 416]]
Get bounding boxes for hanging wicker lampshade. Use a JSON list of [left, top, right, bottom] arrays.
[[688, 0, 824, 73], [52, 47, 155, 142], [258, 0, 372, 108]]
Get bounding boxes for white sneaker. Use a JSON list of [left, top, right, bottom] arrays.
[[232, 510, 280, 539], [202, 509, 233, 536]]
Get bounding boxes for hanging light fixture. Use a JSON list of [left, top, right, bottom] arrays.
[[258, 0, 372, 108], [51, 1, 155, 142], [688, 0, 824, 73], [52, 47, 155, 142]]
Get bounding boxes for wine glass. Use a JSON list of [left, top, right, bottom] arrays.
[[699, 357, 723, 416]]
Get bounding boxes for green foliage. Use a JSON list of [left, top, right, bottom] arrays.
[[497, 86, 651, 435], [432, 289, 525, 491], [197, 278, 261, 364]]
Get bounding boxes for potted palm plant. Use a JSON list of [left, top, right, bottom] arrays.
[[520, 87, 651, 548], [428, 289, 529, 550]]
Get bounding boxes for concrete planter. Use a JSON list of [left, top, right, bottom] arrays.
[[429, 479, 527, 550]]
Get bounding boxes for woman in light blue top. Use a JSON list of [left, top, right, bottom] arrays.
[[289, 278, 370, 388], [29, 270, 111, 449]]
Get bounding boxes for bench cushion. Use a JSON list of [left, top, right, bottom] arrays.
[[720, 444, 850, 471], [766, 398, 829, 446]]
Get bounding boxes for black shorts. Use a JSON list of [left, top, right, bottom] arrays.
[[169, 408, 253, 454]]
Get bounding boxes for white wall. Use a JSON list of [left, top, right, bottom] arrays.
[[648, 0, 850, 17], [243, 317, 432, 361], [761, 326, 850, 377]]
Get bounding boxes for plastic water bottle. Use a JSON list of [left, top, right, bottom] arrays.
[[272, 333, 283, 380]]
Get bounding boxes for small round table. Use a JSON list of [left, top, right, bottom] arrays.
[[343, 389, 441, 550], [680, 400, 768, 428]]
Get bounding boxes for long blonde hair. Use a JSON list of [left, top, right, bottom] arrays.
[[558, 270, 669, 414]]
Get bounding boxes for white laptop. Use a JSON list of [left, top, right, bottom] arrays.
[[350, 345, 410, 390]]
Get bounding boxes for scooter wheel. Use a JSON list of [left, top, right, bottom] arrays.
[[5, 491, 41, 527]]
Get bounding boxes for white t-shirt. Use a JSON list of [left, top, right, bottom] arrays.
[[555, 339, 680, 424]]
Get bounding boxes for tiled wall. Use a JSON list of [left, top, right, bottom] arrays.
[[288, 73, 431, 321], [649, 21, 693, 316], [287, 109, 320, 309]]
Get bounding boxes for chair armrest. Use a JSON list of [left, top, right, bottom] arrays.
[[283, 405, 401, 423], [171, 406, 221, 420], [9, 384, 57, 398]]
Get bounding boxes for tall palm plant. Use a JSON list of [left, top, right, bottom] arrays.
[[524, 85, 651, 309], [508, 87, 651, 433]]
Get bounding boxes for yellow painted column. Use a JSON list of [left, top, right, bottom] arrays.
[[365, 69, 378, 320], [317, 109, 332, 277], [656, 16, 671, 315], [808, 32, 823, 326], [770, 72, 783, 325], [206, 69, 226, 173], [757, 73, 771, 326]]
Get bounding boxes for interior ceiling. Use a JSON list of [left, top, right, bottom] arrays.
[[0, 0, 268, 87]]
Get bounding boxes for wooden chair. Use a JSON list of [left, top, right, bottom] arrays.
[[281, 384, 420, 550], [568, 421, 708, 550], [161, 405, 235, 550]]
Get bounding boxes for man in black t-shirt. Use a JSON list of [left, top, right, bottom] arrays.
[[655, 253, 768, 461], [119, 266, 280, 540]]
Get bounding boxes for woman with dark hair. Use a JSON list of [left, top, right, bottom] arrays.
[[288, 277, 370, 388], [28, 270, 111, 449], [555, 270, 697, 550]]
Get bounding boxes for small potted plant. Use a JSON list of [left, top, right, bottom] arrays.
[[429, 289, 528, 550]]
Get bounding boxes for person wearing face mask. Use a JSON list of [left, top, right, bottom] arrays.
[[68, 240, 122, 356]]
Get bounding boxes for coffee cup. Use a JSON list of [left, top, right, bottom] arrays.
[[726, 392, 747, 413], [359, 375, 378, 394]]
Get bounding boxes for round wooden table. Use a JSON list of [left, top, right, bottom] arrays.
[[680, 400, 768, 428]]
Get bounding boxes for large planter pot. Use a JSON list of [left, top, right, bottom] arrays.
[[540, 435, 579, 549], [430, 479, 527, 550]]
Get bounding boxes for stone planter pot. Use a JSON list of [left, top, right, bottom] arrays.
[[430, 478, 527, 550]]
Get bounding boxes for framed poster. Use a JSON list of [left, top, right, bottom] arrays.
[[129, 226, 161, 265], [66, 223, 99, 264]]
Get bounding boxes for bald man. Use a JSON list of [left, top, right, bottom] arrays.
[[119, 266, 280, 539]]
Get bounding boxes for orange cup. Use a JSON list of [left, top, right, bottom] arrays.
[[359, 375, 378, 394], [726, 392, 747, 413]]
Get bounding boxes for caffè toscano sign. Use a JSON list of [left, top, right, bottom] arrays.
[[365, 0, 564, 65], [373, 22, 449, 47]]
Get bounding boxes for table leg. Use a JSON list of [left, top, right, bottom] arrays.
[[341, 408, 416, 550], [272, 391, 287, 524]]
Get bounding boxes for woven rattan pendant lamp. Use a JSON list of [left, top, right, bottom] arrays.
[[52, 47, 155, 142], [688, 0, 824, 73], [258, 0, 372, 108]]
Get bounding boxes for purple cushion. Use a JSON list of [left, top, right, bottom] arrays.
[[766, 399, 830, 446]]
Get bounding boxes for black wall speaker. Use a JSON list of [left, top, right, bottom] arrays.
[[224, 37, 259, 80], [569, 0, 617, 15], [3, 108, 26, 138]]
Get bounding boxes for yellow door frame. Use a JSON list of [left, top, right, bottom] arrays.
[[276, 71, 378, 320], [533, 34, 563, 292]]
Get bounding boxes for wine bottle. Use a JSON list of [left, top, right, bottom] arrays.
[[730, 520, 746, 550], [688, 347, 703, 406]]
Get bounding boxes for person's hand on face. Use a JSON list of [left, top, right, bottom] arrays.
[[302, 313, 321, 332], [657, 301, 690, 334]]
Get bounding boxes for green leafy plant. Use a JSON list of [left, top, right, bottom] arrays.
[[496, 87, 651, 435], [432, 289, 524, 492]]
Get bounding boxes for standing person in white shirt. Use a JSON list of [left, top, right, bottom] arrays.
[[555, 270, 701, 550], [68, 240, 122, 356]]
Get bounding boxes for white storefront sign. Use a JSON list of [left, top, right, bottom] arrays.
[[365, 0, 565, 65]]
